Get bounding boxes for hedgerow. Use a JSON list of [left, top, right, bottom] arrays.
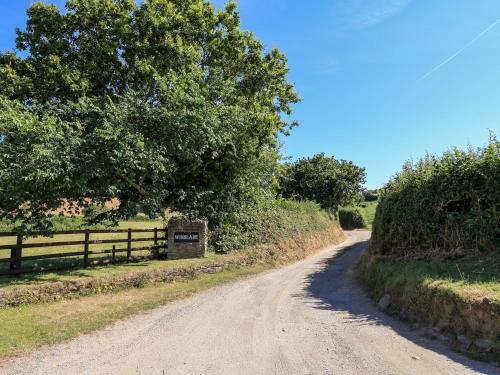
[[210, 199, 336, 252], [371, 136, 499, 260], [338, 207, 366, 230]]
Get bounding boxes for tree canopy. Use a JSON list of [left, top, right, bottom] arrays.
[[280, 153, 366, 210], [0, 0, 299, 231]]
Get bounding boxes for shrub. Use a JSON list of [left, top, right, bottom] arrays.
[[363, 190, 379, 202], [371, 136, 499, 260], [338, 207, 366, 230], [211, 199, 336, 252]]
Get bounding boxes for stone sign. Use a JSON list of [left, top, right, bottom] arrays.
[[167, 219, 207, 260], [173, 232, 200, 243]]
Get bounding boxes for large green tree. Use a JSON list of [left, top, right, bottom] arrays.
[[0, 0, 299, 231], [280, 153, 366, 210]]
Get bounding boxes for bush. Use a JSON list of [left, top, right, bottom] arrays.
[[363, 190, 379, 202], [338, 207, 366, 230], [211, 199, 336, 252], [371, 137, 500, 260]]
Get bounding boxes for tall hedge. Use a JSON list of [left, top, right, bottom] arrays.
[[211, 199, 336, 252], [371, 137, 499, 259]]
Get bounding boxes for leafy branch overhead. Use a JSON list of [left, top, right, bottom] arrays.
[[0, 0, 300, 231]]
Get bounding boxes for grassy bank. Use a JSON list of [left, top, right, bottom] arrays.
[[360, 254, 500, 356], [0, 201, 345, 358], [358, 201, 377, 228], [362, 139, 499, 358], [0, 264, 269, 358]]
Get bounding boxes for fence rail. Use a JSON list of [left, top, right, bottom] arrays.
[[0, 228, 167, 276]]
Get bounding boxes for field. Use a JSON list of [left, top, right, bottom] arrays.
[[357, 201, 377, 229], [0, 220, 165, 274]]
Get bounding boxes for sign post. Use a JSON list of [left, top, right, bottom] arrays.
[[167, 219, 207, 260]]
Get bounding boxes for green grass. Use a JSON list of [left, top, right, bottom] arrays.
[[363, 254, 500, 356], [339, 201, 377, 229], [371, 257, 500, 303], [0, 263, 269, 358], [0, 252, 229, 290], [368, 255, 500, 304], [357, 201, 377, 229], [0, 220, 165, 272], [0, 201, 344, 358]]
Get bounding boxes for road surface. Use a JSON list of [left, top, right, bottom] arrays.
[[1, 231, 498, 375]]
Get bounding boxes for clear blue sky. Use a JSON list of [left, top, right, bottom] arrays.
[[1, 1, 500, 188]]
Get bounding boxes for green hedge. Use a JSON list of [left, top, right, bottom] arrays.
[[338, 207, 366, 230], [363, 189, 379, 202], [211, 199, 336, 252], [371, 137, 499, 259]]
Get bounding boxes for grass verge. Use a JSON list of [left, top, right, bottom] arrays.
[[359, 252, 500, 357], [0, 223, 345, 359], [0, 264, 270, 358], [0, 263, 269, 359]]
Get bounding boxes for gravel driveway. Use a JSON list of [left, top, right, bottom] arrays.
[[1, 231, 498, 375]]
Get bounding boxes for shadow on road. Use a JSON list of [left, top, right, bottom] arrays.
[[295, 239, 499, 375]]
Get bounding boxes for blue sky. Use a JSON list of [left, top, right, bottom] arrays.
[[1, 1, 500, 188]]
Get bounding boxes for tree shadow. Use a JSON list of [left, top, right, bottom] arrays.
[[294, 240, 499, 374]]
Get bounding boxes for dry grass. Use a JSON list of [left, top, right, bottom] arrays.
[[0, 223, 345, 359], [0, 264, 269, 359], [0, 224, 345, 306]]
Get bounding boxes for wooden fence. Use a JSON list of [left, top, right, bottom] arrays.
[[0, 228, 167, 276]]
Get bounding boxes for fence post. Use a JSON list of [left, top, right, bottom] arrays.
[[127, 228, 132, 262], [83, 229, 90, 266], [112, 245, 116, 263], [10, 234, 23, 276], [153, 227, 158, 257]]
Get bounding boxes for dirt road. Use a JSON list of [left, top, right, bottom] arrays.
[[2, 231, 498, 375]]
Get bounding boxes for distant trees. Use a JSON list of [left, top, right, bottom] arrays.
[[280, 153, 366, 211], [363, 189, 379, 202], [0, 0, 299, 231]]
